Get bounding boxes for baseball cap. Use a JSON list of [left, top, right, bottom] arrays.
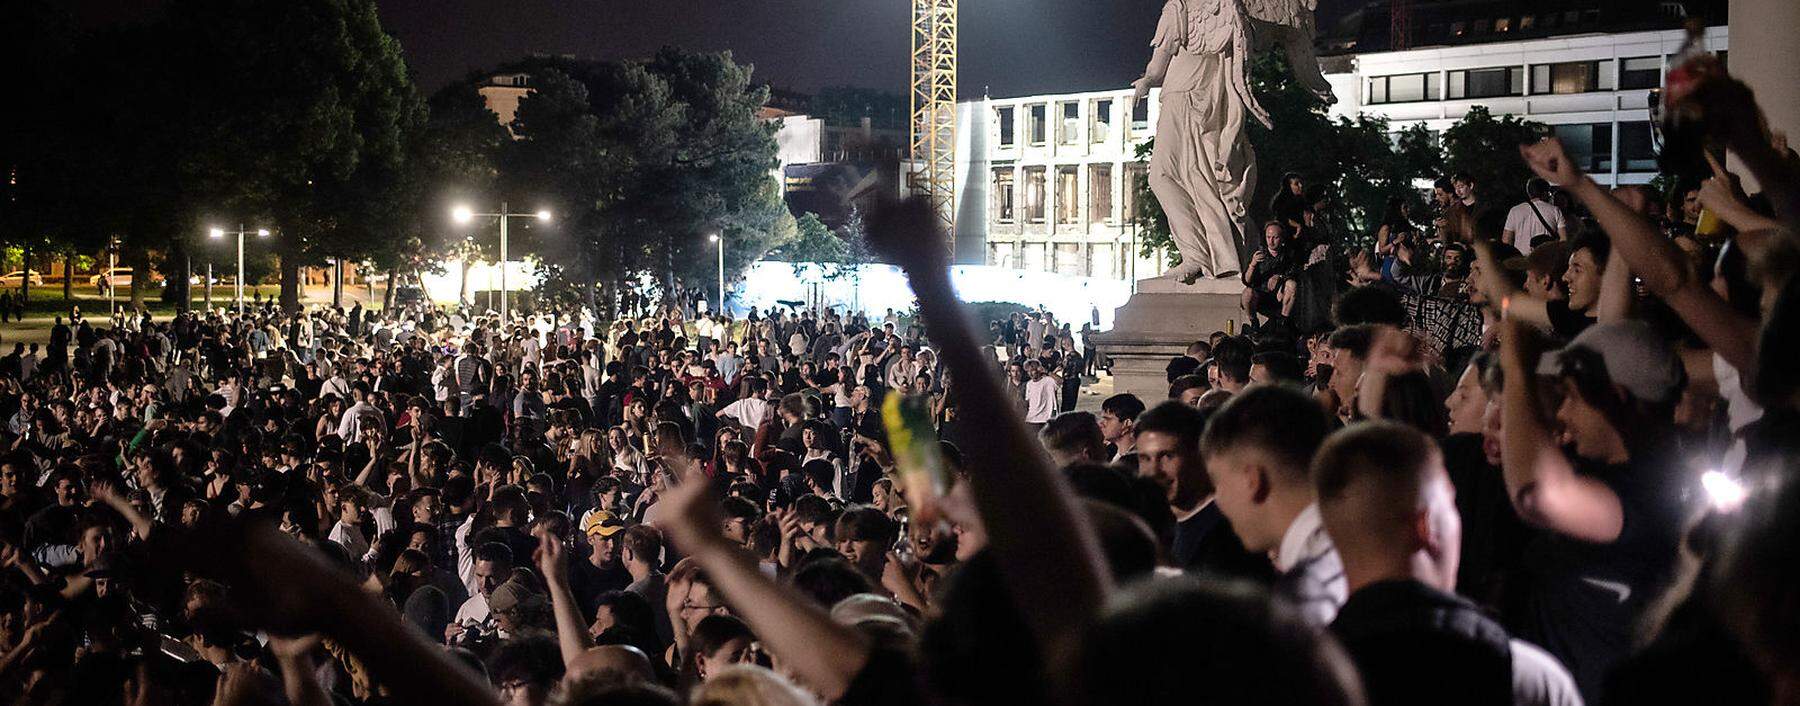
[[582, 511, 626, 538], [488, 577, 544, 614], [1536, 321, 1683, 404]]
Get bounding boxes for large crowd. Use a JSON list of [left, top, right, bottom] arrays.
[[0, 73, 1798, 706]]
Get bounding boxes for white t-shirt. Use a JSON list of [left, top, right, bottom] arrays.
[[719, 396, 773, 430], [1023, 376, 1059, 424], [1503, 199, 1566, 254]]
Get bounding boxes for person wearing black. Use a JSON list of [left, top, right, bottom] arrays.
[[1270, 172, 1309, 232], [1319, 421, 1580, 706], [1499, 319, 1691, 703], [1241, 222, 1301, 332], [1134, 400, 1271, 583]]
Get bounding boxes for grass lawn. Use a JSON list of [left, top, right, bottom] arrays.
[[2, 283, 289, 317]]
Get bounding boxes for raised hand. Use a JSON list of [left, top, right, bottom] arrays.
[[864, 196, 949, 276], [531, 527, 568, 586], [1519, 137, 1583, 186]]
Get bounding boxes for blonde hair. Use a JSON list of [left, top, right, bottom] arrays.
[[688, 665, 818, 706]]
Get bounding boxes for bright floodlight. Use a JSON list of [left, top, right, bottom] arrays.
[[1701, 470, 1748, 512], [709, 234, 720, 243], [209, 228, 224, 239], [535, 209, 552, 222], [256, 228, 270, 237], [452, 205, 474, 224]]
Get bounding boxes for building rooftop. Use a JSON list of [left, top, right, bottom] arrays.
[[1319, 0, 1726, 56]]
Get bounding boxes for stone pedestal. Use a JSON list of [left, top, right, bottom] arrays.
[[1091, 277, 1245, 401]]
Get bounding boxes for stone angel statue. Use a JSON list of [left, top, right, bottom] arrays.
[[1132, 0, 1335, 283]]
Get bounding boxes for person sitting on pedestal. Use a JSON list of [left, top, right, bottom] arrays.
[[1241, 222, 1300, 332]]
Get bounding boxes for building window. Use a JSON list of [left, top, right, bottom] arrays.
[[1518, 15, 1535, 30], [1091, 99, 1114, 144], [1024, 166, 1046, 222], [1553, 123, 1614, 173], [1054, 243, 1083, 275], [1494, 17, 1511, 32], [1619, 57, 1661, 90], [1023, 242, 1047, 272], [1130, 97, 1150, 133], [996, 106, 1016, 147], [1531, 60, 1612, 95], [989, 242, 1017, 269], [1055, 166, 1080, 224], [1089, 242, 1117, 279], [1060, 103, 1081, 145], [1450, 21, 1466, 37], [992, 168, 1016, 223], [1123, 162, 1148, 222], [1447, 67, 1523, 99], [1089, 164, 1114, 225], [1619, 121, 1657, 172], [1368, 73, 1438, 104], [1028, 104, 1047, 145]]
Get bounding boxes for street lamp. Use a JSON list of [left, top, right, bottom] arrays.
[[209, 224, 270, 316], [106, 236, 120, 316], [450, 202, 549, 320], [708, 233, 724, 315]]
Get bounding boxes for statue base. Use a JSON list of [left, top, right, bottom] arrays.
[[1091, 276, 1245, 402]]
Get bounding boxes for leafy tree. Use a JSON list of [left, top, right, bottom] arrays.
[[772, 212, 846, 267], [168, 0, 424, 311], [1440, 105, 1543, 210]]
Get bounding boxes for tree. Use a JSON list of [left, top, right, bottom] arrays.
[[772, 212, 846, 270], [169, 0, 424, 311], [1440, 105, 1543, 211]]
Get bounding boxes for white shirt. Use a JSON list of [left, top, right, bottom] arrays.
[[1503, 199, 1566, 254], [328, 520, 369, 561], [719, 396, 773, 430], [1272, 503, 1347, 628], [1714, 354, 1764, 474], [1023, 375, 1058, 423]]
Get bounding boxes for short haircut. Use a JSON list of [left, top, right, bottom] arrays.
[[1100, 393, 1146, 422], [1040, 411, 1106, 462], [1200, 385, 1332, 482], [1312, 421, 1441, 508], [1249, 351, 1303, 383], [834, 506, 899, 546], [1211, 336, 1253, 384], [1569, 231, 1611, 266], [621, 524, 663, 565], [1327, 324, 1380, 360], [1134, 400, 1207, 449], [720, 496, 762, 524], [1332, 286, 1408, 327], [474, 541, 515, 568], [1168, 374, 1209, 400]]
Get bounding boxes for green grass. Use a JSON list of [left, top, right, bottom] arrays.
[[2, 284, 290, 317]]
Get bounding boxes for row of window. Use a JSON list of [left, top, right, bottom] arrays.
[[1439, 9, 1603, 41], [1366, 56, 1671, 104], [994, 98, 1152, 149], [988, 241, 1130, 279], [991, 162, 1148, 226]]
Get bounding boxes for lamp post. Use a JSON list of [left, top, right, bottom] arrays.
[[106, 236, 119, 316], [709, 233, 724, 315], [209, 224, 269, 316], [452, 202, 550, 321]]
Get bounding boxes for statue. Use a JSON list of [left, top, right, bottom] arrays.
[[1133, 0, 1335, 283]]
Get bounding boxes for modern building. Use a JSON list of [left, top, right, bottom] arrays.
[[478, 72, 534, 139], [951, 88, 1169, 277], [1319, 0, 1729, 188]]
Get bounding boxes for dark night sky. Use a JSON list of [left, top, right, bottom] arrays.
[[70, 0, 1361, 98]]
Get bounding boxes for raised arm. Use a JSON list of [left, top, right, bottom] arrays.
[[1497, 317, 1624, 543], [1521, 138, 1758, 371], [1470, 239, 1552, 330], [865, 197, 1110, 665], [1595, 249, 1634, 324], [659, 462, 870, 700], [532, 528, 596, 666]]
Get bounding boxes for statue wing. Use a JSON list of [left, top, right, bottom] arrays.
[[1239, 0, 1317, 31]]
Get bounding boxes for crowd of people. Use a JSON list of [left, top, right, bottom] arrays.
[[0, 73, 1798, 706]]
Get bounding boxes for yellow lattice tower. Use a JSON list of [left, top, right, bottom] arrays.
[[910, 0, 957, 252]]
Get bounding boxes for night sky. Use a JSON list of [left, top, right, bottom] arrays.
[[70, 0, 1361, 98]]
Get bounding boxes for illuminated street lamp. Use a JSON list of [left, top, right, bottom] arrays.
[[451, 202, 549, 320], [209, 224, 270, 315], [708, 233, 724, 314]]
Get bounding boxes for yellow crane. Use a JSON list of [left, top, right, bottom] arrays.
[[909, 0, 957, 254]]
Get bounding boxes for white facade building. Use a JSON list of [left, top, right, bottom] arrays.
[[1322, 24, 1728, 188], [952, 88, 1171, 278]]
